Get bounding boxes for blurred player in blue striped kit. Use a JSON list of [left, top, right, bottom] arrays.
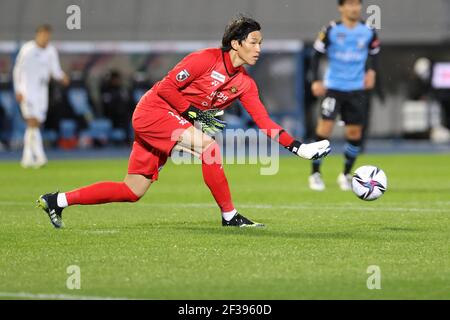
[[309, 0, 380, 191]]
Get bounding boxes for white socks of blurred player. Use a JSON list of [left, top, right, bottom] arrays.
[[21, 127, 47, 168]]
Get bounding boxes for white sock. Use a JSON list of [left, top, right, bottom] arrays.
[[21, 128, 34, 165], [57, 193, 68, 208], [222, 209, 237, 221], [30, 128, 47, 163]]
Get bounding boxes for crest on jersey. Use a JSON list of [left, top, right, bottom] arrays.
[[230, 86, 238, 94], [176, 69, 190, 82]]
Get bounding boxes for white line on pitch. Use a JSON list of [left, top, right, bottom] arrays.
[[0, 291, 135, 300], [1, 200, 449, 213], [133, 202, 450, 213]]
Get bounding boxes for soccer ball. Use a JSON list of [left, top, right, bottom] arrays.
[[351, 165, 387, 201]]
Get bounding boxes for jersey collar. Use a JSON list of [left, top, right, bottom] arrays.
[[222, 49, 240, 77]]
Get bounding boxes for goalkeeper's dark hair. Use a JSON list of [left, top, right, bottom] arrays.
[[338, 0, 362, 5], [221, 14, 261, 51]]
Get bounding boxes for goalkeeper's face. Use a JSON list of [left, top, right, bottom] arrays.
[[233, 31, 263, 66]]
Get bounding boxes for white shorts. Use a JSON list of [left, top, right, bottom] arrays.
[[20, 98, 48, 123]]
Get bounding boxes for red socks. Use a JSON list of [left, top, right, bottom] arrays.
[[66, 182, 139, 205], [201, 143, 235, 212]]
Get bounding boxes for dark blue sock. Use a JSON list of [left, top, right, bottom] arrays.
[[344, 139, 362, 175], [312, 135, 327, 174]]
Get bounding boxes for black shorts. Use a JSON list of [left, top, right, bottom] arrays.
[[319, 89, 368, 125]]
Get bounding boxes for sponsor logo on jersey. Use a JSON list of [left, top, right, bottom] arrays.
[[208, 90, 229, 102], [176, 69, 190, 82], [335, 51, 365, 62], [211, 70, 226, 83]]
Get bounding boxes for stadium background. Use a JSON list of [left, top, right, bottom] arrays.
[[0, 0, 450, 301], [1, 0, 450, 151]]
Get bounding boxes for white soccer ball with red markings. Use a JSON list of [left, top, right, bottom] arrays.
[[352, 165, 387, 201]]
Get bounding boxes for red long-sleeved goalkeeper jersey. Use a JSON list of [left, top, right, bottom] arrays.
[[137, 48, 295, 147]]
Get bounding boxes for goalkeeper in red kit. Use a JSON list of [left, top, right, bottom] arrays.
[[37, 15, 330, 228]]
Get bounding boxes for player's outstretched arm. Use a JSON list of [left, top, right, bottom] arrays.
[[239, 78, 330, 160]]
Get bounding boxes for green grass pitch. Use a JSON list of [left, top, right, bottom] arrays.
[[0, 153, 449, 299]]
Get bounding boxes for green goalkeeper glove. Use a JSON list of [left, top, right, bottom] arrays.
[[181, 106, 227, 135]]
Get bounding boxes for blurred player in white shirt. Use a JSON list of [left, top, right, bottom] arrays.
[[13, 24, 69, 168]]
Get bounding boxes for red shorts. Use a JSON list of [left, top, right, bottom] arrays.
[[127, 104, 192, 181]]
